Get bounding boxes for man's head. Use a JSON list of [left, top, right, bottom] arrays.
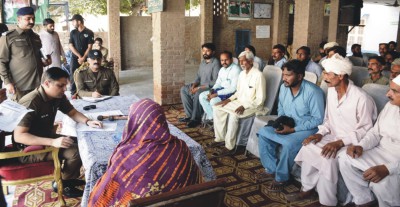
[[367, 56, 385, 76], [244, 45, 256, 56], [43, 18, 55, 34], [391, 58, 400, 80], [220, 51, 233, 68], [94, 37, 103, 48], [327, 46, 347, 58], [385, 51, 398, 65], [69, 14, 84, 29], [319, 41, 328, 55], [282, 60, 305, 88], [296, 46, 311, 62], [321, 53, 352, 87], [323, 42, 339, 55], [387, 75, 400, 106], [272, 44, 285, 62], [17, 7, 35, 30], [379, 43, 389, 56], [388, 41, 397, 52], [238, 50, 254, 70], [41, 67, 69, 99], [201, 43, 216, 60], [351, 44, 362, 57], [88, 50, 103, 70]]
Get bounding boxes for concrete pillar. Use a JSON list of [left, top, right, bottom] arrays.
[[272, 0, 289, 46], [328, 0, 340, 42], [292, 0, 325, 55], [200, 0, 214, 45], [396, 13, 400, 51], [107, 0, 121, 80], [152, 0, 186, 105]]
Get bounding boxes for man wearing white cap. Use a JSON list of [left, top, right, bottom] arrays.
[[318, 42, 339, 64], [287, 54, 377, 206], [338, 75, 400, 207]]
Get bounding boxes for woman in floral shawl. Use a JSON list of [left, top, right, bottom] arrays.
[[88, 99, 201, 206]]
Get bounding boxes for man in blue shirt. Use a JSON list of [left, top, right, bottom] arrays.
[[255, 60, 325, 192]]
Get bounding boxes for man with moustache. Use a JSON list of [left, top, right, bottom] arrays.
[[0, 7, 51, 101], [255, 60, 325, 191], [199, 51, 241, 123], [296, 46, 323, 79], [75, 50, 119, 97], [211, 51, 266, 157], [287, 54, 377, 206], [338, 75, 400, 207], [351, 44, 363, 58], [390, 58, 400, 80], [180, 43, 220, 128], [362, 56, 389, 86], [39, 18, 66, 69], [68, 14, 94, 95], [268, 44, 287, 68], [379, 43, 389, 57]]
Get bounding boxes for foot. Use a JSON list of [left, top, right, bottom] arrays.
[[286, 188, 317, 202], [187, 120, 200, 128], [356, 200, 378, 207], [178, 117, 191, 123], [205, 141, 225, 148], [267, 180, 288, 192], [211, 148, 235, 157], [254, 171, 275, 182]]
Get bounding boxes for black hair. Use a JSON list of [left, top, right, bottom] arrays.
[[245, 45, 256, 56], [379, 43, 389, 49], [368, 56, 386, 65], [273, 44, 286, 53], [42, 67, 69, 83], [201, 43, 216, 51], [296, 46, 311, 56], [327, 46, 347, 58], [220, 50, 233, 59], [282, 59, 306, 76], [43, 18, 55, 26], [319, 41, 328, 49], [351, 44, 361, 50], [94, 37, 103, 43]]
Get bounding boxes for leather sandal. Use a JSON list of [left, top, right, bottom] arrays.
[[286, 189, 318, 202]]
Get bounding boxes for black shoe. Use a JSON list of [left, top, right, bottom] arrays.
[[63, 186, 84, 198], [187, 120, 200, 128], [179, 117, 191, 123], [63, 179, 86, 187]]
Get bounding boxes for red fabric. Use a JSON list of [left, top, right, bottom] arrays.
[[0, 161, 54, 181], [23, 145, 45, 152]]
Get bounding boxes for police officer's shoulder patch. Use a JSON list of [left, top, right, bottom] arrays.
[[2, 29, 15, 36]]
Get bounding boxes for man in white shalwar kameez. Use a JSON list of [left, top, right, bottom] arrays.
[[287, 54, 377, 206], [211, 51, 266, 157], [338, 75, 400, 207]]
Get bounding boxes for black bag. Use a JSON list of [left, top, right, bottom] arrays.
[[266, 115, 295, 131]]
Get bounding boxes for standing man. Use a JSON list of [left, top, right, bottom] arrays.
[[92, 37, 108, 65], [362, 56, 389, 86], [14, 67, 103, 197], [287, 54, 377, 206], [68, 14, 94, 95], [180, 43, 220, 128], [296, 46, 323, 79], [211, 51, 266, 157], [39, 18, 66, 69], [338, 75, 400, 207], [0, 7, 51, 101], [199, 51, 241, 123], [75, 50, 119, 97], [256, 60, 325, 191]]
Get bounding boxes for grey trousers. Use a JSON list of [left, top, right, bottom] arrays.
[[180, 84, 207, 121]]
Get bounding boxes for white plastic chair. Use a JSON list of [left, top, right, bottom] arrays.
[[243, 66, 282, 156], [304, 71, 318, 84], [348, 56, 366, 67], [362, 83, 390, 114], [350, 66, 369, 87]]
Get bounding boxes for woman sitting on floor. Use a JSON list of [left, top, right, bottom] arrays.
[[88, 99, 201, 206]]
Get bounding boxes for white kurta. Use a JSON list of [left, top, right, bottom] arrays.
[[213, 67, 266, 150], [339, 103, 400, 207], [294, 81, 377, 205], [39, 30, 65, 69]]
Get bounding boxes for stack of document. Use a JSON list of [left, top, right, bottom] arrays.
[[0, 100, 33, 132]]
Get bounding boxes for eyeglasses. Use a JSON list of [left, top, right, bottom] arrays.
[[83, 105, 96, 111]]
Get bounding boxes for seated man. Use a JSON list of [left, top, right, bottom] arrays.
[[14, 67, 103, 197], [351, 44, 363, 58], [256, 60, 325, 192], [379, 43, 389, 57], [211, 51, 266, 156], [75, 50, 119, 98], [287, 54, 377, 206], [338, 75, 400, 207], [296, 46, 323, 79], [268, 44, 287, 68], [318, 42, 339, 64], [391, 58, 400, 80], [199, 51, 241, 123], [362, 56, 389, 86], [180, 43, 220, 128], [244, 45, 264, 71]]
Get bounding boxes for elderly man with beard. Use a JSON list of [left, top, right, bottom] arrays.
[[362, 56, 389, 86], [210, 51, 266, 157], [0, 7, 51, 101], [180, 43, 220, 128], [255, 60, 325, 192], [287, 54, 377, 206], [75, 50, 119, 97], [39, 18, 66, 69], [338, 75, 400, 207]]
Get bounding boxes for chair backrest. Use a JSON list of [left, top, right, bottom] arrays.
[[304, 71, 318, 84], [262, 65, 283, 115], [129, 179, 226, 207], [362, 83, 390, 113], [350, 66, 369, 87], [348, 56, 366, 67]]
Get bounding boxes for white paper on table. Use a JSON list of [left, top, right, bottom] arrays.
[[0, 100, 33, 132], [76, 122, 117, 132], [60, 115, 78, 137], [81, 96, 112, 103]]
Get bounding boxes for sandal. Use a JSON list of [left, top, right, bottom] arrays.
[[254, 171, 275, 182], [267, 180, 288, 192], [205, 141, 225, 148], [211, 148, 235, 157]]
